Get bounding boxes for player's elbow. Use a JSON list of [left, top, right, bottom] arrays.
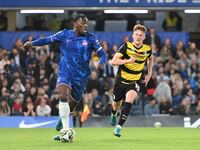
[[111, 59, 117, 66]]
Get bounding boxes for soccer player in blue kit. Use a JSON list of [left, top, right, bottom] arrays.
[[24, 14, 107, 141]]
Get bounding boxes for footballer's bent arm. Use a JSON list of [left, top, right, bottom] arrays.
[[111, 53, 130, 66], [97, 48, 107, 65], [147, 56, 154, 77]]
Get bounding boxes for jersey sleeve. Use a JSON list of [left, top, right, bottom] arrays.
[[91, 35, 107, 65], [117, 43, 127, 56], [148, 49, 152, 58], [50, 30, 65, 42], [91, 35, 103, 52], [32, 30, 65, 46]]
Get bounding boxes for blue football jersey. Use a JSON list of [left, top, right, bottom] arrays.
[[33, 29, 104, 80]]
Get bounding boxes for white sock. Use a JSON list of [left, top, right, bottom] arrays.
[[116, 125, 122, 129], [59, 101, 70, 129]]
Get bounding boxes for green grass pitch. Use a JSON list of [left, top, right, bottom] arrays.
[[0, 128, 199, 150]]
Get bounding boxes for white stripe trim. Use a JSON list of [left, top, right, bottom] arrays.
[[56, 83, 72, 90], [50, 35, 54, 42], [96, 47, 103, 52]]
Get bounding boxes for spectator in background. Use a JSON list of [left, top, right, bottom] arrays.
[[60, 17, 74, 30], [172, 84, 182, 109], [0, 50, 10, 73], [126, 14, 136, 31], [10, 82, 24, 106], [50, 90, 60, 116], [122, 35, 130, 44], [36, 97, 51, 116], [144, 97, 159, 116], [23, 16, 34, 31], [187, 88, 197, 109], [34, 87, 51, 108], [174, 96, 190, 116], [0, 11, 7, 31], [145, 27, 161, 50], [12, 97, 23, 116], [49, 63, 58, 90], [188, 57, 199, 79], [86, 71, 102, 94], [101, 41, 113, 60], [91, 89, 104, 116], [23, 96, 36, 116], [95, 11, 105, 31], [25, 49, 38, 77], [186, 42, 199, 58], [195, 100, 200, 115], [101, 89, 112, 116], [159, 96, 173, 115], [0, 87, 11, 106], [12, 38, 26, 71], [153, 76, 172, 103], [0, 98, 11, 116], [162, 11, 182, 31]]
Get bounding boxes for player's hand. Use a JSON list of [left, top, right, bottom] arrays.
[[142, 74, 151, 87], [127, 54, 139, 63], [97, 64, 104, 70], [23, 41, 33, 48]]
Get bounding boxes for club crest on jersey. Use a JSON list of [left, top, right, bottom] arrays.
[[66, 39, 72, 43], [82, 40, 88, 46]]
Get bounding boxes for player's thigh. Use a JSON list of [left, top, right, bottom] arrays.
[[113, 81, 126, 102], [124, 82, 140, 103], [125, 90, 138, 103], [57, 84, 72, 99]]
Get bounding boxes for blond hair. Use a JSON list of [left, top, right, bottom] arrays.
[[133, 24, 147, 34]]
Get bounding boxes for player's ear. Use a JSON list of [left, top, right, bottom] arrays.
[[143, 34, 146, 40], [74, 22, 77, 29]]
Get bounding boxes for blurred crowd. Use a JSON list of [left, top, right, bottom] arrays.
[[0, 27, 200, 119]]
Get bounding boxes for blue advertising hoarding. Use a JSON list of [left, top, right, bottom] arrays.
[[0, 0, 200, 8], [0, 31, 189, 51], [0, 116, 73, 128]]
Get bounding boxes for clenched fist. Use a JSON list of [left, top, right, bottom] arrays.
[[23, 41, 33, 48]]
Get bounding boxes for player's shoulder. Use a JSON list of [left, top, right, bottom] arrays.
[[65, 29, 74, 35], [142, 44, 151, 51], [86, 32, 95, 38], [126, 41, 132, 48], [54, 29, 69, 37]]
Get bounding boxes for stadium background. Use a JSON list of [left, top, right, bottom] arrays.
[[0, 0, 200, 128]]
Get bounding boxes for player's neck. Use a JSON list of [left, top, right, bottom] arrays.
[[132, 42, 143, 48], [73, 29, 79, 36]]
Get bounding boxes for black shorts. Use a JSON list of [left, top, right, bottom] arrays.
[[112, 78, 142, 102]]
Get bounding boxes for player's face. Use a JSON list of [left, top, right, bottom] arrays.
[[74, 17, 88, 35], [133, 30, 145, 46]]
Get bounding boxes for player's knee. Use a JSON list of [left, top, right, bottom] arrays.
[[59, 93, 71, 102]]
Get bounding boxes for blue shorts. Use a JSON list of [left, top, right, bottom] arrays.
[[57, 76, 87, 102]]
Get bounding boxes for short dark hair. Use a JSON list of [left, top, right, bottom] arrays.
[[72, 14, 88, 22]]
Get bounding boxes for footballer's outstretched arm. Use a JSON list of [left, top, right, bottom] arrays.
[[24, 30, 64, 48]]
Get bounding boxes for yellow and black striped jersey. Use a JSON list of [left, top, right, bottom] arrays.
[[116, 42, 152, 82]]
